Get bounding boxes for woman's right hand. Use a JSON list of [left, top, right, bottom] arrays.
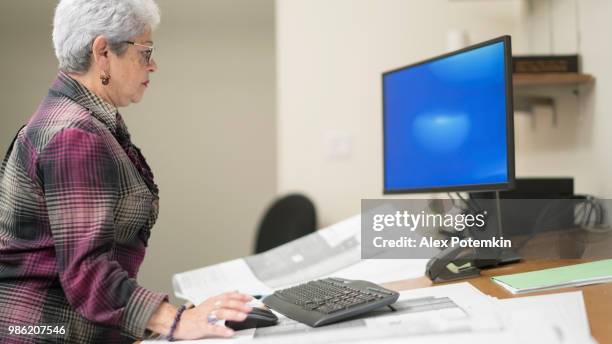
[[172, 291, 253, 340]]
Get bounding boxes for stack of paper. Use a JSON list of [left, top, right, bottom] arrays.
[[143, 283, 595, 344], [491, 259, 612, 294]]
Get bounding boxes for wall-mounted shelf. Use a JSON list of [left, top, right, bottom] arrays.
[[512, 73, 595, 127], [513, 73, 595, 87]]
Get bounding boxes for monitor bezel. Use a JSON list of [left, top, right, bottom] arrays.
[[382, 35, 516, 195]]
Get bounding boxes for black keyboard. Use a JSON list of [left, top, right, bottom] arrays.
[[262, 277, 399, 327]]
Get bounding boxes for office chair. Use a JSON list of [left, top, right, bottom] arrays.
[[254, 194, 317, 253]]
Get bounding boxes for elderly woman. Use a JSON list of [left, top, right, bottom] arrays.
[[0, 0, 252, 342]]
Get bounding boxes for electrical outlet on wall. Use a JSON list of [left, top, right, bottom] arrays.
[[326, 131, 352, 161]]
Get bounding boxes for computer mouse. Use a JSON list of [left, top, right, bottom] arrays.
[[225, 307, 278, 331]]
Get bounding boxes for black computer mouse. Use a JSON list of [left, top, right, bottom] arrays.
[[225, 307, 278, 331]]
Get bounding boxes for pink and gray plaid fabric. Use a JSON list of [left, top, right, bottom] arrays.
[[0, 72, 167, 343]]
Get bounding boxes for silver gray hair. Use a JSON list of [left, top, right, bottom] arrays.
[[52, 0, 160, 73]]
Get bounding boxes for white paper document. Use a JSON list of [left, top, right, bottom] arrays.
[[495, 291, 595, 344], [173, 259, 274, 304]]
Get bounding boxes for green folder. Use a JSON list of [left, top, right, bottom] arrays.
[[492, 259, 612, 294]]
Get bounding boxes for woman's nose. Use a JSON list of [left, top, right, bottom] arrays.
[[148, 58, 158, 72]]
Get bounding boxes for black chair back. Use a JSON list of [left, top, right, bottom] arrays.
[[254, 194, 316, 253]]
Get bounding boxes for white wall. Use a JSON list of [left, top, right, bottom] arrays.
[[0, 1, 59, 143], [134, 0, 277, 303], [513, 0, 612, 198], [277, 0, 527, 226], [0, 0, 277, 303]]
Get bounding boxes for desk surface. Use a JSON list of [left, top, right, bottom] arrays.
[[383, 259, 612, 344]]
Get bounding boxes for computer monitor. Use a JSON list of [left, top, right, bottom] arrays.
[[382, 36, 515, 194]]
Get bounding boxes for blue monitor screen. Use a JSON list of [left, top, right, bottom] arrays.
[[383, 39, 512, 193]]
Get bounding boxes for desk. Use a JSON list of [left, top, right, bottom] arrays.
[[383, 259, 612, 344], [138, 259, 611, 343]]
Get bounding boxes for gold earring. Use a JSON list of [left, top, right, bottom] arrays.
[[100, 72, 111, 86]]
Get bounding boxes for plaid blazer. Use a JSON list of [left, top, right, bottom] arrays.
[[0, 72, 167, 343]]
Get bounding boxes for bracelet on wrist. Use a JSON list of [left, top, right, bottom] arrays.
[[167, 304, 187, 341]]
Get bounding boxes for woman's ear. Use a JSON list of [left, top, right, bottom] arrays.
[[91, 35, 110, 72]]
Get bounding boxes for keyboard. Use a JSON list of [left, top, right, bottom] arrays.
[[262, 277, 399, 327]]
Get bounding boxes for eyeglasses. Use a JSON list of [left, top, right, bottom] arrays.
[[124, 41, 154, 66]]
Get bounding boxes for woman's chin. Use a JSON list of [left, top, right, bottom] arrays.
[[130, 93, 145, 105]]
